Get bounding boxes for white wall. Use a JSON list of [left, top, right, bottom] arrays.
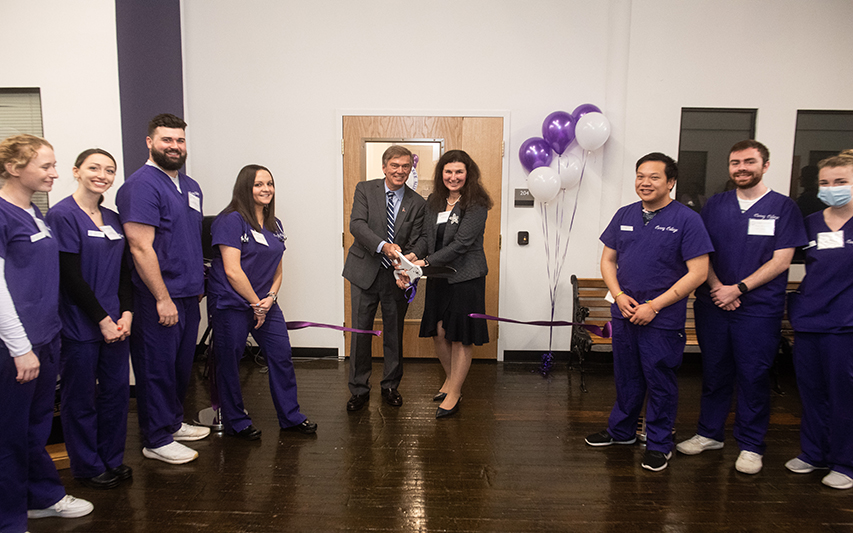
[[621, 0, 853, 199], [181, 0, 615, 356], [1, 0, 124, 208]]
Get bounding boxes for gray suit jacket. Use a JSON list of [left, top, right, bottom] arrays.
[[342, 179, 426, 291], [423, 196, 488, 284]]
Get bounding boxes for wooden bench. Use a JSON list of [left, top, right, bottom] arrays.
[[569, 275, 799, 393]]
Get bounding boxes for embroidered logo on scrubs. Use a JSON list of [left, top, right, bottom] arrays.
[[275, 221, 287, 242], [449, 213, 460, 225], [241, 233, 250, 243]]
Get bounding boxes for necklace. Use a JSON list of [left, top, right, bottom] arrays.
[[446, 195, 461, 206]]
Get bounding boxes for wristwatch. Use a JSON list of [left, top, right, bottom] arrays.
[[737, 282, 748, 294], [266, 291, 278, 303]]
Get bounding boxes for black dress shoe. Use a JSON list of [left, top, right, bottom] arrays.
[[433, 391, 447, 402], [381, 388, 403, 406], [77, 470, 120, 490], [436, 399, 461, 419], [282, 419, 318, 434], [231, 424, 262, 441], [108, 464, 133, 481], [347, 393, 369, 412]]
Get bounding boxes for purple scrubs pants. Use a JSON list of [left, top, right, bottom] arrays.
[[694, 299, 781, 454], [60, 337, 129, 478], [607, 319, 686, 453], [130, 291, 201, 448], [0, 335, 66, 533], [793, 332, 853, 478], [212, 304, 306, 433]]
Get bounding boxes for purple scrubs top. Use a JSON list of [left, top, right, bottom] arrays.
[[789, 211, 853, 333], [0, 199, 61, 347], [695, 190, 806, 318], [116, 164, 204, 298], [600, 200, 713, 330], [208, 211, 286, 310], [46, 196, 125, 342]]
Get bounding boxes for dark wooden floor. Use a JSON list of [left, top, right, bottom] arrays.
[[40, 355, 852, 533]]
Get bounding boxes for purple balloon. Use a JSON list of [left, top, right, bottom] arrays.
[[412, 153, 419, 168], [542, 111, 576, 156], [519, 137, 553, 173], [572, 103, 602, 121]]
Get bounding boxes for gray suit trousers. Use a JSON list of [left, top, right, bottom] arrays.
[[348, 267, 407, 395]]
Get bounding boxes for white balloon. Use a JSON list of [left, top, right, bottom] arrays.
[[527, 166, 561, 203], [575, 112, 611, 151], [560, 154, 583, 189]]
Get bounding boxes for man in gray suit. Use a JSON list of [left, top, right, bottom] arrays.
[[343, 146, 426, 411]]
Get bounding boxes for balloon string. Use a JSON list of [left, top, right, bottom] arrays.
[[553, 150, 588, 291]]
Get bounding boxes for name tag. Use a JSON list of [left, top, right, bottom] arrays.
[[188, 191, 201, 212], [748, 218, 775, 236], [251, 229, 268, 246], [817, 230, 844, 250], [100, 225, 123, 240], [88, 230, 105, 238], [30, 232, 47, 242], [620, 225, 633, 232], [437, 211, 450, 224]]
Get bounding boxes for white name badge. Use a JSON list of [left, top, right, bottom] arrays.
[[748, 218, 775, 236], [251, 229, 269, 246], [188, 192, 201, 212], [88, 230, 105, 238], [620, 225, 633, 232], [436, 211, 451, 224], [30, 232, 47, 242], [817, 230, 844, 250], [100, 225, 123, 240]]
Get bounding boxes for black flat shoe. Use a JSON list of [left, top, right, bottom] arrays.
[[231, 424, 262, 441], [381, 387, 403, 406], [282, 419, 317, 434], [347, 393, 369, 412], [108, 464, 133, 481], [77, 470, 120, 490], [433, 391, 447, 402], [436, 399, 460, 419]]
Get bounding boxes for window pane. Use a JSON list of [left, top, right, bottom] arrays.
[[677, 108, 756, 213], [0, 88, 49, 212]]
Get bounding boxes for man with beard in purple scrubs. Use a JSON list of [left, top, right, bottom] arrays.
[[117, 114, 208, 465], [677, 140, 806, 475]]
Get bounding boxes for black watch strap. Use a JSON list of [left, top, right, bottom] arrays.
[[737, 282, 748, 294]]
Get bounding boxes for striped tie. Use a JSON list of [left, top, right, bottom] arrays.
[[381, 191, 395, 268]]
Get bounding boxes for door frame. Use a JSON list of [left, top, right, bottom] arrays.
[[335, 109, 512, 361]]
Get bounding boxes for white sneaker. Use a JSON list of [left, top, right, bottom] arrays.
[[143, 441, 199, 464], [173, 422, 211, 442], [675, 434, 724, 455], [28, 494, 94, 519], [822, 471, 853, 490], [785, 457, 822, 474], [735, 450, 763, 474]]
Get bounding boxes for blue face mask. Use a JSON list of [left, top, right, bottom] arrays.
[[817, 185, 852, 207]]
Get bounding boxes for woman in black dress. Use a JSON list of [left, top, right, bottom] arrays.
[[412, 150, 492, 418]]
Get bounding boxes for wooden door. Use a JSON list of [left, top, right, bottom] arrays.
[[343, 116, 503, 359]]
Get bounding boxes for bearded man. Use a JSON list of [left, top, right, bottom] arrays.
[[116, 113, 209, 465], [675, 140, 806, 475]]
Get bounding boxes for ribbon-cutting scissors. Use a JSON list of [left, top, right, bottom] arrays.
[[393, 251, 456, 287]]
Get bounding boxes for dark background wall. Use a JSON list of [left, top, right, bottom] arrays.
[[116, 0, 184, 176]]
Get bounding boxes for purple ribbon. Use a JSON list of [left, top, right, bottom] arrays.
[[403, 279, 419, 303], [286, 321, 381, 336], [468, 313, 612, 339]]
